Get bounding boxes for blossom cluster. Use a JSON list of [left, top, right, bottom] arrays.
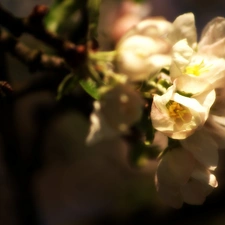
[[86, 12, 225, 208]]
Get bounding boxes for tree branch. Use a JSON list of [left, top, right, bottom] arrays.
[[0, 30, 70, 75], [0, 4, 87, 69]]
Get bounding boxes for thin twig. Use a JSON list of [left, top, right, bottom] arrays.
[[0, 30, 70, 74], [0, 4, 87, 69]]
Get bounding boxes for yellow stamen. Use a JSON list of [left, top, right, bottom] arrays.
[[185, 60, 211, 76], [166, 100, 191, 123]]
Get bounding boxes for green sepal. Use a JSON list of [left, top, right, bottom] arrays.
[[57, 73, 79, 100], [79, 78, 100, 100], [176, 90, 193, 97]]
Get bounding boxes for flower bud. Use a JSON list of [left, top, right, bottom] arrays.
[[116, 35, 171, 81]]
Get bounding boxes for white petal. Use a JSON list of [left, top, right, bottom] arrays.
[[181, 128, 219, 170], [156, 157, 177, 186], [194, 89, 216, 115], [199, 38, 225, 58], [151, 100, 174, 134], [148, 54, 172, 72], [191, 163, 218, 187], [198, 56, 225, 89], [151, 86, 175, 131], [208, 174, 218, 188], [173, 92, 206, 124], [211, 87, 225, 116], [174, 76, 212, 96], [199, 17, 225, 48], [210, 115, 225, 127], [151, 87, 208, 140], [181, 179, 210, 205], [157, 182, 183, 208], [86, 108, 119, 146], [170, 39, 194, 80], [168, 13, 197, 48], [101, 84, 144, 130], [135, 18, 174, 37], [166, 148, 195, 185], [156, 148, 195, 186], [204, 116, 225, 150], [121, 17, 174, 40], [152, 131, 168, 151], [116, 35, 171, 81]]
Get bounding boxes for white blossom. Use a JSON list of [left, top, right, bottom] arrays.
[[168, 12, 197, 49], [198, 17, 225, 58], [115, 18, 173, 81], [150, 84, 215, 139], [170, 39, 225, 89], [156, 147, 218, 208], [86, 84, 144, 145]]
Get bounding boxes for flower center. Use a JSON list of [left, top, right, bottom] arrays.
[[135, 48, 149, 58], [166, 100, 192, 123], [185, 60, 210, 76]]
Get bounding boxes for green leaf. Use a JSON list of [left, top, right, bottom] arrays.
[[87, 0, 102, 38], [79, 78, 100, 100], [57, 73, 79, 100], [44, 0, 79, 34], [44, 0, 102, 41], [44, 0, 90, 43]]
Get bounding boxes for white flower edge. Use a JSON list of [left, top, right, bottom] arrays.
[[115, 35, 171, 81], [151, 85, 209, 139], [168, 12, 197, 49]]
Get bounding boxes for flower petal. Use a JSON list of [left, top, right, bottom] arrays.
[[181, 128, 219, 170], [157, 182, 183, 208], [86, 105, 119, 145], [174, 76, 213, 96], [204, 116, 225, 150], [170, 39, 194, 80], [168, 13, 197, 48], [173, 93, 206, 123], [181, 178, 212, 205], [199, 37, 225, 58], [151, 86, 208, 139], [211, 86, 225, 116], [101, 84, 144, 130], [191, 163, 218, 188], [123, 17, 174, 39], [166, 148, 195, 185], [199, 17, 225, 48], [116, 35, 171, 81]]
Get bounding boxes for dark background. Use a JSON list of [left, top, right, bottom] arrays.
[[0, 1, 225, 225]]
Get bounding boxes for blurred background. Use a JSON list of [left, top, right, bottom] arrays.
[[0, 0, 225, 225]]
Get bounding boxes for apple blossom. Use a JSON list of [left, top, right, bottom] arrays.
[[86, 83, 144, 145], [155, 147, 218, 208], [150, 84, 215, 139], [166, 13, 225, 93], [203, 115, 225, 150], [168, 12, 197, 49], [170, 39, 225, 89], [181, 128, 218, 170], [115, 18, 173, 81], [198, 17, 225, 58], [168, 12, 225, 56]]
